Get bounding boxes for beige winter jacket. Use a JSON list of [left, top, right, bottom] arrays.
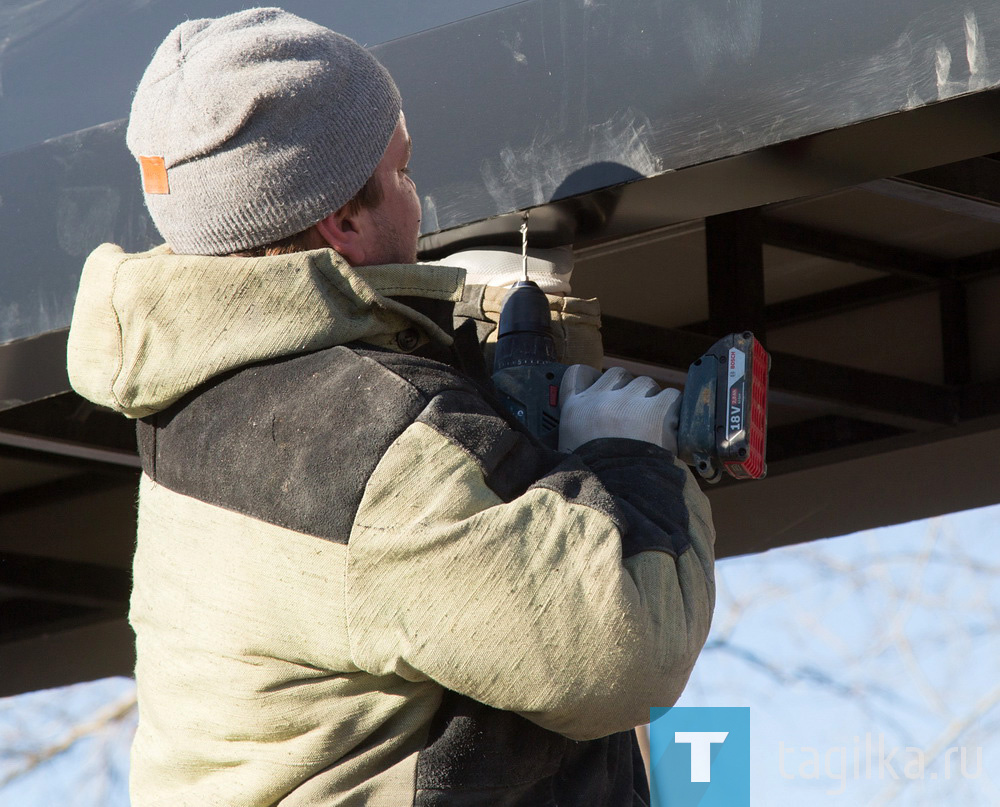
[[67, 243, 715, 806]]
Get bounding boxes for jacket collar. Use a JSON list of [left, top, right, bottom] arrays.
[[67, 243, 465, 418]]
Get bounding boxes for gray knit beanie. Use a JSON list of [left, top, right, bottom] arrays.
[[126, 8, 402, 255]]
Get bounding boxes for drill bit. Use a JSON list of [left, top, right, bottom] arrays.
[[520, 211, 529, 282]]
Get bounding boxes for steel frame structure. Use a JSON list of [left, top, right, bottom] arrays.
[[3, 0, 1000, 693]]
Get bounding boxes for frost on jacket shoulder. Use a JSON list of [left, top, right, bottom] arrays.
[[66, 244, 716, 807]]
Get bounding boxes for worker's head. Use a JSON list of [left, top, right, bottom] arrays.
[[126, 7, 420, 264]]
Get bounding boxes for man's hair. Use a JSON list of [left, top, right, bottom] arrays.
[[232, 172, 384, 257]]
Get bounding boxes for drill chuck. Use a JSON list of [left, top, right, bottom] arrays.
[[493, 280, 559, 370], [492, 280, 566, 445]]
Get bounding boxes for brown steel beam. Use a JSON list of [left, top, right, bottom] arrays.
[[0, 330, 71, 412], [760, 218, 947, 280], [0, 618, 135, 696], [0, 392, 138, 454], [704, 210, 767, 343], [709, 419, 1000, 558], [950, 247, 1000, 279], [899, 156, 1000, 206], [723, 222, 1000, 331], [682, 275, 932, 334], [601, 316, 958, 430], [0, 472, 133, 517], [763, 353, 955, 430], [758, 244, 1000, 330], [0, 431, 141, 470], [766, 416, 905, 463], [0, 601, 124, 645], [0, 552, 130, 611], [761, 216, 998, 285], [761, 276, 925, 329], [0, 552, 131, 608], [860, 156, 1000, 225], [959, 378, 1000, 420], [940, 280, 973, 387]]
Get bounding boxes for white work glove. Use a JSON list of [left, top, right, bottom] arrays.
[[558, 365, 681, 454]]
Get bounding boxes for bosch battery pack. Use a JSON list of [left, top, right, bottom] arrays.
[[678, 332, 770, 483]]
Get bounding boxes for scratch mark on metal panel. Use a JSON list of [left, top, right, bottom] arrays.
[[538, 7, 548, 70], [965, 10, 990, 90], [683, 0, 763, 81], [905, 87, 925, 110], [935, 41, 954, 98], [479, 108, 662, 212], [501, 30, 527, 65]]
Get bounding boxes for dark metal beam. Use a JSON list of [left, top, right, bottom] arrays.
[[959, 379, 1000, 420], [760, 218, 947, 280], [686, 274, 935, 334], [861, 179, 1000, 224], [903, 157, 1000, 202], [766, 416, 906, 463], [0, 552, 130, 611], [0, 391, 138, 454], [601, 316, 718, 371], [940, 280, 973, 386], [0, 601, 125, 645], [765, 353, 957, 430], [704, 210, 767, 342], [762, 276, 925, 329], [0, 618, 134, 696], [601, 316, 958, 430], [709, 418, 1000, 558], [751, 239, 1000, 329], [0, 330, 71, 411], [0, 434, 141, 472], [860, 157, 1000, 224], [951, 247, 1000, 280], [0, 473, 134, 517], [732, 222, 1000, 332]]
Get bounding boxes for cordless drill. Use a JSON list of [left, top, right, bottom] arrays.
[[491, 280, 770, 483]]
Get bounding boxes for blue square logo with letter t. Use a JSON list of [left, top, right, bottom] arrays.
[[649, 707, 750, 807]]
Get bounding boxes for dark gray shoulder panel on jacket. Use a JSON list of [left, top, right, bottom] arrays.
[[137, 346, 444, 543], [362, 350, 563, 503], [414, 690, 648, 807], [562, 438, 695, 558]]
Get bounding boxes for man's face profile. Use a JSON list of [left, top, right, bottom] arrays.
[[346, 112, 422, 265]]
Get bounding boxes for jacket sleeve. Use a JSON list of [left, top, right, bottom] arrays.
[[344, 387, 715, 742]]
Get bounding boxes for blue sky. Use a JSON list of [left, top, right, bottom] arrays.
[[675, 503, 1000, 805], [2, 503, 998, 805]]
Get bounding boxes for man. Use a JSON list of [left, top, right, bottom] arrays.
[[67, 8, 715, 806]]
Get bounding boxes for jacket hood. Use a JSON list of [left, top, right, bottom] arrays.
[[67, 244, 465, 418]]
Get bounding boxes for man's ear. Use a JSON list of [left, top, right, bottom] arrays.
[[316, 205, 365, 265]]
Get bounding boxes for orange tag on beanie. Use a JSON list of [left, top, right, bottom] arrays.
[[139, 156, 170, 194]]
